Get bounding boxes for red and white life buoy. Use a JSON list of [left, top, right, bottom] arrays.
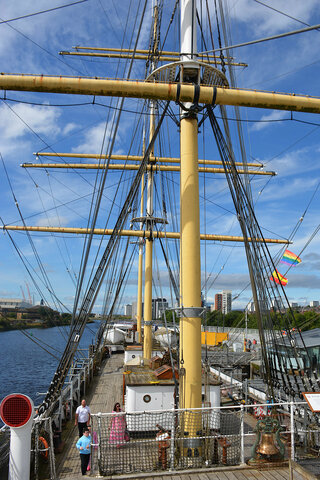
[[253, 403, 264, 419], [39, 436, 49, 459]]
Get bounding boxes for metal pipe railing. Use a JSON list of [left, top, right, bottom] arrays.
[[90, 400, 312, 475]]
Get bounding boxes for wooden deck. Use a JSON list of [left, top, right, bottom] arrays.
[[113, 467, 295, 479], [58, 464, 297, 479], [57, 352, 125, 478], [55, 354, 304, 480]]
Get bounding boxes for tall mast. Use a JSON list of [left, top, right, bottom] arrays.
[[143, 1, 159, 360], [136, 131, 145, 344], [143, 103, 154, 359], [179, 0, 202, 455]]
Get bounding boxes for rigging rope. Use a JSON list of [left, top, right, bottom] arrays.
[[206, 106, 318, 401], [38, 101, 170, 413], [72, 0, 149, 321], [1, 154, 66, 313]]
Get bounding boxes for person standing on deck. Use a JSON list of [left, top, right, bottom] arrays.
[[75, 399, 91, 437], [109, 402, 127, 447], [76, 427, 91, 475], [86, 425, 98, 472]]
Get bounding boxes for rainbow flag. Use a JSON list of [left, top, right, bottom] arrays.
[[280, 249, 301, 266], [270, 269, 288, 286]]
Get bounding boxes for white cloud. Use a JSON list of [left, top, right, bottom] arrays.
[[228, 0, 318, 36], [287, 273, 320, 289], [34, 214, 70, 227], [263, 176, 318, 201], [250, 110, 288, 132], [63, 123, 78, 136], [0, 103, 61, 156], [72, 122, 111, 154]]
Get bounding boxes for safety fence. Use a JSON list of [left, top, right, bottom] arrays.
[[87, 401, 320, 476], [4, 399, 320, 479], [0, 347, 95, 480]]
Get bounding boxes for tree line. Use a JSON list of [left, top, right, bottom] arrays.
[[165, 308, 320, 331]]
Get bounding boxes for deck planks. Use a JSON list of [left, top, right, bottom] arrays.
[[57, 353, 125, 478]]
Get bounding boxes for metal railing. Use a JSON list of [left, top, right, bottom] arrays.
[[88, 401, 319, 476], [1, 347, 96, 480]]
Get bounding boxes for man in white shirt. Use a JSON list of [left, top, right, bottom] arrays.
[[75, 399, 91, 437]]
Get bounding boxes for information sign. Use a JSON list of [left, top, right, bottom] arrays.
[[302, 392, 320, 412]]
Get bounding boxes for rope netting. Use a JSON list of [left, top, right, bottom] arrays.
[[90, 407, 241, 475]]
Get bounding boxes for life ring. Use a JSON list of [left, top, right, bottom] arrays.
[[253, 403, 264, 419], [39, 436, 49, 459]]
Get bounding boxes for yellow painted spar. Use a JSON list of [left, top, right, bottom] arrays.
[[60, 51, 246, 66], [73, 46, 231, 60], [21, 162, 275, 176], [1, 74, 320, 112], [34, 152, 264, 168], [0, 225, 290, 244]]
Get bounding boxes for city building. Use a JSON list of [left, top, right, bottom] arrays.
[[290, 302, 299, 308], [0, 298, 32, 309], [271, 297, 283, 311], [124, 304, 133, 317], [132, 301, 143, 320], [222, 290, 232, 315], [152, 298, 168, 319], [214, 293, 222, 311], [310, 301, 319, 308], [214, 291, 232, 314]]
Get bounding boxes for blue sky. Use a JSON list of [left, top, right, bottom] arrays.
[[0, 0, 319, 315]]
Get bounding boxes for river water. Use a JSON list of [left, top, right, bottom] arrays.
[[0, 322, 100, 406]]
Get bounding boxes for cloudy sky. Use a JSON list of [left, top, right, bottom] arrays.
[[0, 0, 319, 315]]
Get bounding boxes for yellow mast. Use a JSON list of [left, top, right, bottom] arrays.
[[143, 2, 159, 361], [143, 104, 155, 360], [136, 133, 146, 344], [178, 0, 202, 456]]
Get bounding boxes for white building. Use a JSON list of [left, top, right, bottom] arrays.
[[124, 304, 133, 317], [132, 301, 143, 320], [310, 301, 319, 308], [248, 302, 255, 313], [222, 291, 232, 315], [271, 297, 283, 311], [0, 298, 32, 309]]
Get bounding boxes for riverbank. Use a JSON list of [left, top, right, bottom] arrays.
[[0, 317, 95, 332]]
